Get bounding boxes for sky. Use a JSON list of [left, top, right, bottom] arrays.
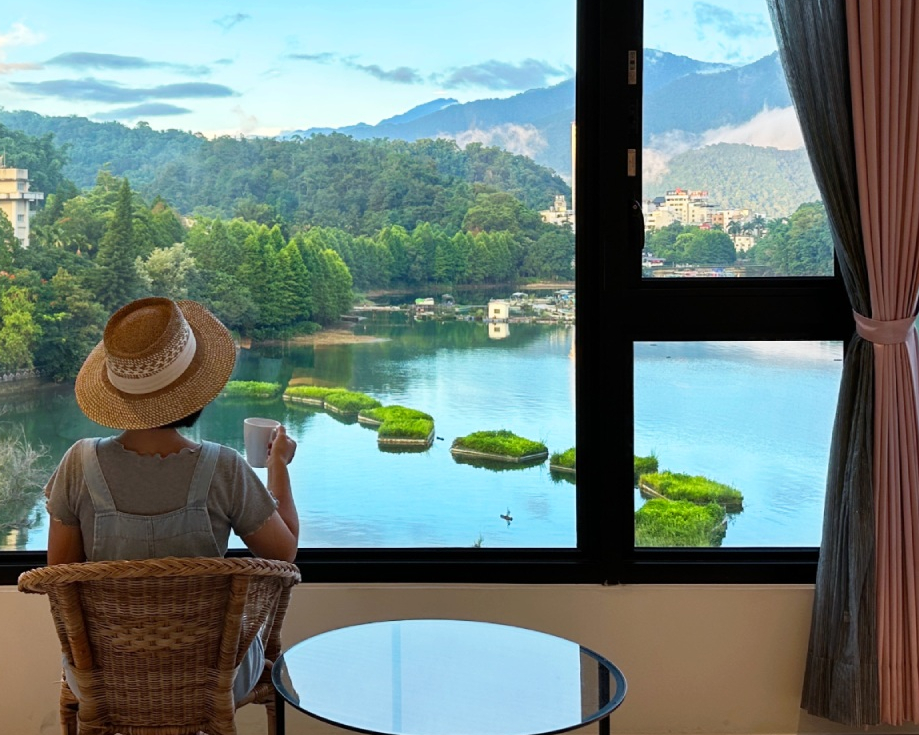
[[0, 1, 780, 139]]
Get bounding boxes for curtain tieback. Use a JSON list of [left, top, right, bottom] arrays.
[[853, 311, 917, 344]]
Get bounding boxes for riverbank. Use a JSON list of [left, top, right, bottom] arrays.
[[245, 328, 388, 348]]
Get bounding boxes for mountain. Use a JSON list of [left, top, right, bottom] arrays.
[[644, 52, 791, 143], [275, 50, 789, 180], [0, 49, 816, 218], [644, 143, 819, 219], [282, 80, 576, 178]]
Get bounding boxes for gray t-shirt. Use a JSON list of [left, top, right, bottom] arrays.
[[45, 437, 278, 557]]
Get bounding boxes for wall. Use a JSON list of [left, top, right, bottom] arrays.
[[4, 583, 919, 735]]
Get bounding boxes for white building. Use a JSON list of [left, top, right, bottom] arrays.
[[540, 194, 574, 230], [0, 166, 44, 249], [487, 300, 510, 321]]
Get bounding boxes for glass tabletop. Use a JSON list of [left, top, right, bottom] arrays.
[[272, 619, 626, 735]]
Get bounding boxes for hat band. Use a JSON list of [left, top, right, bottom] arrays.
[[106, 329, 198, 395]]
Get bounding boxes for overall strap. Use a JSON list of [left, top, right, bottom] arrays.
[[187, 441, 220, 507], [81, 438, 117, 513]]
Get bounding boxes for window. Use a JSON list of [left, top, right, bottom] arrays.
[[0, 0, 849, 585], [614, 0, 850, 581]]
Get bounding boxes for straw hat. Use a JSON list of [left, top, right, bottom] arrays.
[[75, 297, 236, 430]]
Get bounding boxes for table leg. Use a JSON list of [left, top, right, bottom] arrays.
[[275, 688, 286, 735], [598, 661, 610, 735]]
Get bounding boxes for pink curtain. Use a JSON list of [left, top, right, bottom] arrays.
[[847, 0, 919, 724]]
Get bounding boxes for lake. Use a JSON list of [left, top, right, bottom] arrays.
[[0, 317, 843, 551]]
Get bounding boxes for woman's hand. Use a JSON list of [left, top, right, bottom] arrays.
[[267, 425, 296, 466]]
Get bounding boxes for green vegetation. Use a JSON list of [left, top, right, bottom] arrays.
[[378, 418, 435, 440], [221, 381, 282, 399], [323, 390, 382, 416], [360, 405, 433, 424], [284, 386, 337, 402], [452, 430, 548, 459], [640, 471, 743, 512], [634, 453, 659, 485], [0, 117, 576, 381], [643, 143, 820, 220], [635, 499, 727, 547], [645, 223, 736, 266], [0, 426, 48, 533], [360, 405, 434, 445], [549, 447, 576, 471], [747, 201, 833, 276]]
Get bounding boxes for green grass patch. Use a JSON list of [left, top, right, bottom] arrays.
[[452, 430, 547, 458], [360, 405, 433, 423], [640, 471, 743, 511], [284, 386, 337, 400], [378, 418, 434, 440], [635, 499, 727, 547], [222, 381, 282, 399], [634, 453, 659, 485], [323, 389, 382, 415], [550, 447, 576, 470]]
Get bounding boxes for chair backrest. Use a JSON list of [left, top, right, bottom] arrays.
[[19, 556, 300, 735]]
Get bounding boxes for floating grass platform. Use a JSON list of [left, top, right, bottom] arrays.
[[359, 405, 435, 448], [221, 381, 282, 399], [549, 447, 576, 475], [323, 390, 382, 417], [283, 386, 337, 406], [451, 430, 548, 465], [639, 471, 743, 512], [635, 498, 727, 547]]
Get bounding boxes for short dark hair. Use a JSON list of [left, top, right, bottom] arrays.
[[160, 408, 203, 429]]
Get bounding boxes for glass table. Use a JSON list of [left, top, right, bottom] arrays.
[[272, 619, 626, 735]]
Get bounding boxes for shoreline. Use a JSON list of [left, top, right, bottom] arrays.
[[247, 327, 388, 348]]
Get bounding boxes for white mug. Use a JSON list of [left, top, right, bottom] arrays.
[[244, 418, 280, 468]]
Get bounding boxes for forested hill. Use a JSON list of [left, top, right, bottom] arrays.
[[0, 110, 204, 191], [644, 143, 820, 219], [0, 110, 569, 235]]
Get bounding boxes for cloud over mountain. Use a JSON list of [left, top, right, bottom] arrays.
[[12, 78, 237, 103], [46, 52, 209, 76], [93, 103, 192, 120], [438, 59, 571, 91]]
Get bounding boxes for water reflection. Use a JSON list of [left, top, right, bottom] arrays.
[[5, 316, 577, 551]]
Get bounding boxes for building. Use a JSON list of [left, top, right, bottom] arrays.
[[486, 299, 509, 321], [0, 165, 44, 249], [539, 194, 574, 228], [643, 189, 716, 231]]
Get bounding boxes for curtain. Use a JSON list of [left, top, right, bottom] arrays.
[[769, 0, 919, 725], [768, 0, 875, 724]]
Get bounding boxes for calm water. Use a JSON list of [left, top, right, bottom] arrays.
[[1, 323, 843, 551], [635, 340, 843, 547], [2, 314, 577, 550]]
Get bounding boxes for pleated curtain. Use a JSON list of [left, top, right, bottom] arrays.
[[769, 0, 919, 725]]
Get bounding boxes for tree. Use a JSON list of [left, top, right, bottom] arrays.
[[32, 268, 106, 382], [523, 229, 575, 280], [91, 179, 143, 311], [0, 210, 20, 272], [136, 243, 199, 300], [0, 284, 41, 371]]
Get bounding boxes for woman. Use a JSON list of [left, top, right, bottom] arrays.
[[43, 297, 299, 700]]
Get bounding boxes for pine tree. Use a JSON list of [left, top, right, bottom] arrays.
[[93, 179, 142, 311]]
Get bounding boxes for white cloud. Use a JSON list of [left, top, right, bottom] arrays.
[[0, 22, 43, 73], [643, 130, 698, 183], [0, 22, 42, 51], [643, 106, 805, 183], [451, 124, 547, 160], [701, 106, 804, 149]]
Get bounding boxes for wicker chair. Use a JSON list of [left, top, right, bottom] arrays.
[[18, 556, 301, 735]]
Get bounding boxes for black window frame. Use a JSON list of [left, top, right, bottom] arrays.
[[0, 0, 849, 586]]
